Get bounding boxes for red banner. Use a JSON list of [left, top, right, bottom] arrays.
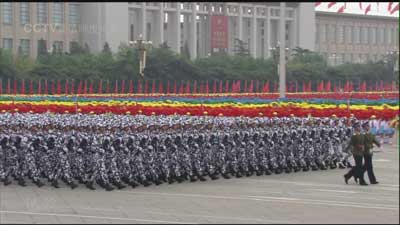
[[211, 15, 228, 49]]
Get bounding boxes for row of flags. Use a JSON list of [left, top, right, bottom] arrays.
[[0, 79, 397, 95], [315, 2, 399, 15]]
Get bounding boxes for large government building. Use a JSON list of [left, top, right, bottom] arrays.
[[0, 2, 398, 65]]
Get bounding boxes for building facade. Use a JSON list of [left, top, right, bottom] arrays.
[[315, 11, 399, 66], [0, 2, 315, 59]]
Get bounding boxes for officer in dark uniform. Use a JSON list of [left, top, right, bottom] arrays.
[[344, 122, 368, 186], [362, 121, 381, 184]]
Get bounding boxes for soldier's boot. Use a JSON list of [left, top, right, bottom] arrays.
[[303, 166, 310, 172], [198, 175, 207, 182], [345, 161, 353, 168], [177, 176, 186, 183], [12, 174, 18, 181], [86, 181, 96, 190], [78, 177, 85, 184], [104, 183, 114, 191], [210, 173, 219, 180], [142, 180, 152, 187], [18, 177, 26, 187], [116, 182, 126, 189], [222, 173, 231, 179], [294, 166, 301, 172], [319, 163, 327, 170], [330, 162, 337, 169], [168, 177, 175, 184], [284, 167, 292, 173], [275, 168, 282, 174], [51, 180, 60, 188], [3, 177, 12, 186], [338, 161, 346, 169], [189, 175, 198, 182], [33, 179, 45, 188], [154, 178, 162, 186], [256, 170, 263, 176], [264, 169, 272, 175], [69, 182, 78, 189]]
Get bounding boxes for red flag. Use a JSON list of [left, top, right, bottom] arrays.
[[99, 80, 103, 94], [166, 80, 170, 94], [219, 80, 223, 93], [337, 4, 345, 13], [77, 80, 82, 95], [225, 80, 229, 93], [7, 79, 10, 94], [21, 79, 25, 95], [179, 81, 184, 94], [274, 82, 277, 92], [106, 80, 110, 94], [263, 81, 270, 93], [213, 80, 217, 93], [173, 81, 177, 94], [388, 2, 393, 12], [364, 4, 371, 15], [193, 80, 197, 93], [256, 80, 260, 93], [65, 80, 69, 94], [0, 79, 2, 94], [328, 2, 336, 8], [151, 80, 155, 94], [199, 81, 204, 93], [83, 80, 87, 95], [349, 81, 354, 92], [145, 80, 149, 94], [390, 3, 399, 14], [315, 2, 321, 7], [244, 80, 248, 93], [129, 80, 133, 93], [13, 79, 17, 95], [121, 80, 125, 94], [89, 80, 93, 94], [185, 81, 190, 94], [359, 2, 363, 10], [380, 80, 384, 91], [57, 80, 61, 95], [39, 80, 43, 95], [158, 81, 163, 94], [333, 82, 337, 92], [51, 80, 55, 95], [325, 81, 331, 92], [137, 81, 142, 94], [361, 81, 367, 92], [248, 80, 254, 93]]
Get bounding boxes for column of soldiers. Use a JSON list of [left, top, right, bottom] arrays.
[[0, 113, 358, 191]]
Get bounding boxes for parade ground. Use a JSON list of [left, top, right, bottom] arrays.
[[0, 145, 398, 224]]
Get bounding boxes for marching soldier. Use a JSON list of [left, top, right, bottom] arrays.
[[362, 121, 381, 184]]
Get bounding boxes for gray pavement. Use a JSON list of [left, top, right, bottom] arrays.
[[1, 145, 399, 224]]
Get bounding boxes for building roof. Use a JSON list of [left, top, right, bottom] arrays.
[[316, 11, 399, 21]]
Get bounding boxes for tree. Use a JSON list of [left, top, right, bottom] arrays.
[[37, 39, 48, 59], [181, 41, 191, 59], [233, 39, 250, 57], [83, 43, 91, 54], [102, 42, 112, 54], [159, 41, 170, 49], [69, 41, 86, 55]]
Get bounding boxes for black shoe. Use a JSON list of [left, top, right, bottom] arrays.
[[105, 185, 114, 191], [18, 178, 26, 187], [143, 181, 151, 187], [69, 182, 78, 189], [354, 177, 358, 183], [303, 166, 309, 172], [168, 178, 175, 184], [222, 174, 231, 179], [275, 169, 282, 174], [370, 181, 379, 184], [117, 183, 126, 189], [190, 176, 198, 182], [198, 176, 207, 182], [210, 174, 219, 180], [34, 180, 45, 188], [359, 182, 368, 186], [256, 171, 262, 176], [52, 180, 60, 188], [86, 182, 96, 190], [154, 180, 162, 186], [285, 168, 291, 173], [235, 173, 242, 178], [344, 175, 349, 184], [4, 178, 12, 186]]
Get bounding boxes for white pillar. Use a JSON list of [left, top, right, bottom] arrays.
[[190, 3, 197, 59], [265, 7, 271, 58], [171, 4, 181, 53], [155, 5, 164, 46], [279, 2, 286, 98], [237, 4, 243, 41], [141, 3, 147, 40], [251, 6, 257, 58]]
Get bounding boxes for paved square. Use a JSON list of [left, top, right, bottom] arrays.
[[1, 145, 398, 224]]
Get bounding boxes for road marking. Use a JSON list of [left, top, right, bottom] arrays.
[[80, 207, 298, 224], [307, 189, 358, 194], [374, 159, 391, 162], [0, 210, 195, 224], [117, 190, 399, 211]]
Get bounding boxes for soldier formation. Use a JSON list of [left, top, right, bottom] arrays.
[[1, 112, 359, 191]]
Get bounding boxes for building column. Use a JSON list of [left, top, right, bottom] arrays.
[[292, 9, 297, 48], [265, 7, 271, 58], [279, 2, 286, 98], [237, 4, 243, 41], [251, 6, 257, 58], [155, 5, 164, 46], [141, 3, 147, 40], [64, 2, 69, 52], [190, 3, 197, 59], [170, 3, 181, 53]]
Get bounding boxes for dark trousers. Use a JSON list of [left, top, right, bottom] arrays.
[[363, 154, 377, 183], [344, 155, 365, 183]]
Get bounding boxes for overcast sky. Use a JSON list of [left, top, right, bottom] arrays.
[[315, 2, 399, 17]]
